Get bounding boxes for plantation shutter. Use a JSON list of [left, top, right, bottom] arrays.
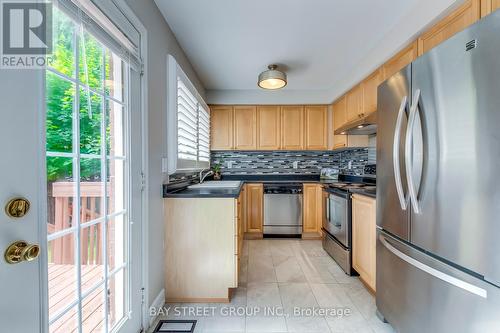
[[198, 105, 210, 162], [177, 77, 199, 161]]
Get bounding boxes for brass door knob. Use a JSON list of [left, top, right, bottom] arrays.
[[4, 241, 40, 264], [5, 197, 30, 218]]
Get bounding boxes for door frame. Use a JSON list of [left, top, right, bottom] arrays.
[[114, 1, 150, 330], [35, 1, 150, 332]]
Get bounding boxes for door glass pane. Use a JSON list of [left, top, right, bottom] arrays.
[[48, 233, 77, 320], [46, 72, 74, 153], [81, 225, 104, 295], [80, 88, 103, 156], [49, 305, 78, 333], [108, 269, 125, 330], [51, 7, 75, 77], [79, 31, 103, 91], [107, 214, 125, 272], [107, 159, 124, 214], [105, 50, 124, 102], [47, 156, 74, 235], [80, 158, 104, 222], [106, 100, 124, 157], [81, 286, 105, 333]]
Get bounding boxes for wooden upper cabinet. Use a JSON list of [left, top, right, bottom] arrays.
[[332, 96, 348, 149], [382, 41, 418, 80], [481, 0, 500, 17], [245, 183, 263, 234], [362, 69, 383, 116], [332, 96, 347, 131], [346, 85, 363, 122], [233, 106, 257, 150], [281, 106, 304, 150], [418, 0, 480, 55], [304, 106, 328, 150], [257, 106, 281, 150], [352, 194, 377, 292], [210, 106, 234, 150]]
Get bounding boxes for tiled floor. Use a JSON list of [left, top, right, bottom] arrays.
[[150, 239, 395, 333]]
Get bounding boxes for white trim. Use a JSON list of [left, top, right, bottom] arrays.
[[113, 1, 150, 331], [148, 289, 166, 326]]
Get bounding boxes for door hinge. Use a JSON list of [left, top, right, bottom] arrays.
[[140, 63, 145, 76], [141, 287, 145, 304], [140, 171, 146, 191]]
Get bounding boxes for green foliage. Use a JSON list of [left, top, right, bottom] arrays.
[[46, 9, 115, 182]]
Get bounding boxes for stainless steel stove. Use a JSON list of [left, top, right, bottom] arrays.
[[322, 176, 376, 275]]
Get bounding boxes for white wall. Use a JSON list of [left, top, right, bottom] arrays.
[[124, 0, 205, 307]]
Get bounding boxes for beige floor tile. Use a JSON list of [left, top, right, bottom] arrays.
[[248, 255, 277, 283], [273, 255, 307, 283]]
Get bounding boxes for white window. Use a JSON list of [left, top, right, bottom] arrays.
[[167, 55, 210, 174]]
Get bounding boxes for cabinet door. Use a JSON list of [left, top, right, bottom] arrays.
[[332, 96, 348, 149], [281, 106, 304, 150], [210, 106, 234, 150], [382, 41, 418, 80], [246, 183, 263, 234], [346, 85, 363, 122], [418, 0, 480, 55], [352, 194, 377, 292], [304, 106, 327, 150], [303, 184, 322, 235], [481, 0, 500, 16], [234, 106, 257, 150], [257, 106, 281, 150], [362, 69, 383, 116]]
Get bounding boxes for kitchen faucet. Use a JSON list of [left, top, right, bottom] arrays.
[[199, 168, 214, 184]]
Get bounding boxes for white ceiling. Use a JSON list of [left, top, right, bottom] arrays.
[[154, 0, 461, 104]]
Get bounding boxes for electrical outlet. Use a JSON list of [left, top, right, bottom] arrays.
[[348, 161, 352, 170], [293, 161, 299, 169]]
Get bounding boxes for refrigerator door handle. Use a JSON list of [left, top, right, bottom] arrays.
[[393, 95, 409, 210], [405, 89, 421, 214], [379, 234, 488, 298]]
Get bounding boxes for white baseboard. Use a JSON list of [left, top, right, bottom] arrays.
[[149, 288, 166, 326]]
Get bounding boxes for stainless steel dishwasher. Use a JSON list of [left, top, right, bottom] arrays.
[[263, 183, 303, 236]]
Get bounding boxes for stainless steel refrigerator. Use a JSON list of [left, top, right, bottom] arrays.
[[376, 11, 500, 333]]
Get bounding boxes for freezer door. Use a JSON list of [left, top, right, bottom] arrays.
[[409, 11, 500, 284], [376, 66, 411, 240], [377, 230, 500, 333]]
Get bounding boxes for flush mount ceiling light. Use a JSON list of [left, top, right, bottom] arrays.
[[258, 64, 287, 90]]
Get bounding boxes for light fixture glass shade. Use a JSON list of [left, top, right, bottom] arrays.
[[258, 65, 287, 90]]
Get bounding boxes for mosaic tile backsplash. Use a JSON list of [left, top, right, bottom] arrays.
[[210, 148, 376, 176]]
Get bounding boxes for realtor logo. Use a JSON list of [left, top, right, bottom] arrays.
[[1, 0, 52, 68]]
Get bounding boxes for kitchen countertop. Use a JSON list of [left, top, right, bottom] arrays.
[[163, 174, 375, 198], [349, 188, 377, 199]]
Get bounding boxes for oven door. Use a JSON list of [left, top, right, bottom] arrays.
[[324, 190, 349, 248]]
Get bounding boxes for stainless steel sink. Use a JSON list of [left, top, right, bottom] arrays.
[[188, 181, 241, 189]]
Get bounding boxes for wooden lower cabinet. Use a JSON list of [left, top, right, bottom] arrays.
[[302, 184, 323, 239], [352, 194, 377, 292], [245, 183, 263, 238], [165, 198, 239, 302]]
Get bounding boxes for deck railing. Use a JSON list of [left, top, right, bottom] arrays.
[[49, 182, 110, 265]]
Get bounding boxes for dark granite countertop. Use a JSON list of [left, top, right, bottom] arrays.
[[163, 174, 376, 198], [349, 188, 377, 198]]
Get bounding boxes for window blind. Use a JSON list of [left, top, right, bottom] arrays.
[[198, 105, 210, 162], [177, 77, 199, 161]]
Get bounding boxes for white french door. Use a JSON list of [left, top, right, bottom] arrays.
[[0, 3, 143, 333], [44, 7, 143, 333]]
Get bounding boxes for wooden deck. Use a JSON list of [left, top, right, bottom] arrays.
[[49, 264, 106, 333]]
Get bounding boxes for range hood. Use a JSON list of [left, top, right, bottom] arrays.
[[334, 112, 377, 135]]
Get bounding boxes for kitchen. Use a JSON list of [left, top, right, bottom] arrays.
[[157, 1, 500, 332], [1, 0, 499, 333]]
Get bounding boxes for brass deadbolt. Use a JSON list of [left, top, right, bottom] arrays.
[[4, 241, 40, 264], [5, 197, 30, 218]]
